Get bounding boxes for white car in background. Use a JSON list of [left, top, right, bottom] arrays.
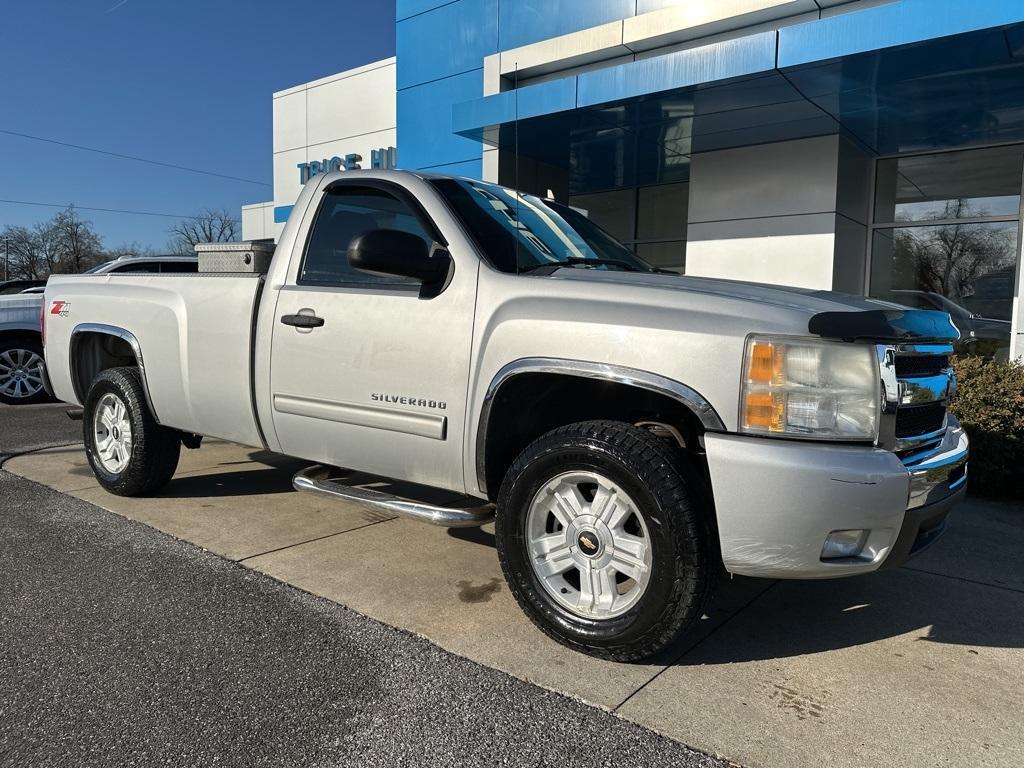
[[0, 255, 197, 404]]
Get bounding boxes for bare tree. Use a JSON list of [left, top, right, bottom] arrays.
[[168, 208, 238, 255], [51, 206, 104, 273], [33, 218, 65, 276], [1, 226, 42, 279], [106, 241, 158, 260], [894, 199, 1016, 303]]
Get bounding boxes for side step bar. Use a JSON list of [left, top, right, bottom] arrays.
[[293, 465, 495, 528]]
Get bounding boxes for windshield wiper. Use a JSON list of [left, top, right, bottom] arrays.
[[518, 257, 641, 274]]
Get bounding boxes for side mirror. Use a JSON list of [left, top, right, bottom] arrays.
[[347, 229, 451, 296]]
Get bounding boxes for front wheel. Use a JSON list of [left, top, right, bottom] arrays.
[[83, 367, 181, 496], [495, 420, 715, 661]]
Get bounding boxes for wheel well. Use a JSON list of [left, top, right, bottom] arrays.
[[70, 331, 139, 403], [0, 329, 42, 348], [480, 372, 710, 500]]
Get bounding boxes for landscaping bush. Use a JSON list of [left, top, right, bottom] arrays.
[[949, 355, 1024, 499]]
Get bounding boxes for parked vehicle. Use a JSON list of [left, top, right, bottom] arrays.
[[0, 279, 46, 296], [0, 256, 197, 405], [891, 289, 1012, 362], [42, 171, 968, 660]]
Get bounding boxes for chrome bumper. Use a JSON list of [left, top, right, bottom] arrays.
[[705, 422, 968, 580], [906, 418, 969, 510]]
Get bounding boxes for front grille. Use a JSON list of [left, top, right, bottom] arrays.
[[895, 402, 946, 438], [895, 354, 949, 378]]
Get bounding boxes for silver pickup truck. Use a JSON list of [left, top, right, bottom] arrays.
[[42, 170, 969, 660]]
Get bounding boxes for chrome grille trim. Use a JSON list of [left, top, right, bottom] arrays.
[[876, 343, 955, 454]]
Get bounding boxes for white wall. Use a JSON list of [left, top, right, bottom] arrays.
[[241, 202, 275, 241], [685, 135, 872, 292], [272, 58, 397, 236], [243, 58, 398, 241]]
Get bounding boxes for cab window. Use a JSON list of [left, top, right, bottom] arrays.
[[300, 186, 433, 288]]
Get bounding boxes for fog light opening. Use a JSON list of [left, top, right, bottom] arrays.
[[821, 529, 870, 561]]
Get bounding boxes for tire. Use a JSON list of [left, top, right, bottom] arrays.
[[495, 420, 715, 661], [83, 367, 181, 496], [0, 336, 50, 405]]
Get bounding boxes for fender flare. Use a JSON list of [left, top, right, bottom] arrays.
[[70, 323, 160, 422], [474, 357, 726, 494]]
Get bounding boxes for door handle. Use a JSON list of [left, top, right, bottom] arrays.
[[280, 313, 325, 329]]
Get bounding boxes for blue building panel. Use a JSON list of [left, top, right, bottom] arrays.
[[396, 0, 499, 90], [397, 68, 487, 170], [577, 32, 777, 108], [497, 0, 636, 50], [419, 157, 484, 177], [778, 0, 1024, 68], [452, 76, 578, 136], [636, 0, 692, 14], [396, 0, 455, 22]]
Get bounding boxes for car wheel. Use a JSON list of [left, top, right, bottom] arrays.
[[83, 367, 181, 496], [0, 337, 49, 405], [495, 420, 715, 661]]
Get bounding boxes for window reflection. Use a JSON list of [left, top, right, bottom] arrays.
[[872, 146, 1022, 362], [870, 223, 1017, 361], [875, 146, 1023, 224]]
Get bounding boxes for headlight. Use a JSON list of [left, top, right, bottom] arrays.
[[740, 335, 879, 440]]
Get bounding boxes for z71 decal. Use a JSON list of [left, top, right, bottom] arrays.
[[50, 300, 70, 317]]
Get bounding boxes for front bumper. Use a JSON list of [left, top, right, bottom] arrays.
[[704, 421, 968, 579]]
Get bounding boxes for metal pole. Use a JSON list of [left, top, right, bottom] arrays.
[[4, 236, 8, 281]]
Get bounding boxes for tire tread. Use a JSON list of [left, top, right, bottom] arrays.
[[496, 420, 716, 662]]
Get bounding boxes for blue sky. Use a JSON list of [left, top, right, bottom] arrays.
[[0, 0, 395, 251]]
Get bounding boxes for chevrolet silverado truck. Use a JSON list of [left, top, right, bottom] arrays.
[[42, 170, 968, 660]]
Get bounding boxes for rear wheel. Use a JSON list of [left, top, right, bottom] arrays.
[[83, 367, 181, 496], [0, 337, 48, 405], [495, 420, 716, 661]]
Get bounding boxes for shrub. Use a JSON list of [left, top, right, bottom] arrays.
[[949, 355, 1024, 499]]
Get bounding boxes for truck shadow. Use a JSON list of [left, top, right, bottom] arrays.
[[665, 499, 1024, 665], [671, 566, 1024, 666], [157, 467, 300, 498]]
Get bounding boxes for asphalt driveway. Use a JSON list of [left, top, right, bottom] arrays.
[[0, 404, 719, 768]]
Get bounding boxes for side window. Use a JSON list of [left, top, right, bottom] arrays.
[[160, 261, 198, 273], [111, 262, 161, 274], [300, 186, 433, 288]]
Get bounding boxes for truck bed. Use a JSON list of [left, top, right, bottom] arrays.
[[44, 273, 265, 448]]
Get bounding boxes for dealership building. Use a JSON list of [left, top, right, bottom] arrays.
[[242, 0, 1024, 361]]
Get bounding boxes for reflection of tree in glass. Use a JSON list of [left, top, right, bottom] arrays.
[[892, 199, 1016, 302]]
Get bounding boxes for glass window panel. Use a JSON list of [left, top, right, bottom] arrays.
[[874, 146, 1024, 224], [870, 223, 1018, 361], [111, 262, 161, 273], [567, 189, 635, 243], [301, 187, 428, 288], [637, 183, 688, 241], [636, 241, 686, 273], [160, 261, 198, 273]]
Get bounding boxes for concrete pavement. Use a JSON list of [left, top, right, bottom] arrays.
[[5, 436, 1024, 767]]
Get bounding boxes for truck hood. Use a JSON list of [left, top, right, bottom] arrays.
[[553, 269, 893, 314], [551, 269, 960, 342]]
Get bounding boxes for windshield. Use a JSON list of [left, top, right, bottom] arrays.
[[430, 178, 657, 275]]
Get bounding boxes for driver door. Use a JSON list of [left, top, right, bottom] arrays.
[[268, 180, 477, 492]]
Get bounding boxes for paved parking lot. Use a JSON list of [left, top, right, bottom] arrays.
[[4, 407, 1024, 767], [0, 405, 719, 768]]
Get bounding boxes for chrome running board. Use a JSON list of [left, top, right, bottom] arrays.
[[293, 465, 495, 528]]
